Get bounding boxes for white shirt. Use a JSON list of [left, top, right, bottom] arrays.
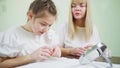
[[58, 24, 101, 48], [0, 26, 59, 57]]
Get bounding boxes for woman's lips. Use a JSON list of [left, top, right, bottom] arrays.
[[75, 13, 80, 16]]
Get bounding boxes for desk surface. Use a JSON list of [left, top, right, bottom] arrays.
[[17, 57, 120, 68], [96, 56, 120, 64]]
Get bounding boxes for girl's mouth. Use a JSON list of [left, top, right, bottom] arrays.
[[38, 32, 45, 35]]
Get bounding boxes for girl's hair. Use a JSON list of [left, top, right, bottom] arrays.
[[68, 0, 93, 41], [28, 0, 57, 18]]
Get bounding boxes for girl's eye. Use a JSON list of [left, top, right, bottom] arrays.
[[40, 23, 46, 26]]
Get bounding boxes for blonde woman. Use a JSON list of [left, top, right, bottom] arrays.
[[58, 0, 101, 58]]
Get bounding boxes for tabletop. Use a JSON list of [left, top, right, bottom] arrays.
[[17, 57, 120, 68]]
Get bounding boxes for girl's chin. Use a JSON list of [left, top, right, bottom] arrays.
[[33, 33, 42, 36]]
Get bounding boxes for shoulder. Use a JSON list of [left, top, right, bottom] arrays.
[[1, 26, 23, 46], [3, 26, 20, 37], [92, 25, 99, 33], [4, 26, 22, 35], [5, 26, 22, 36], [0, 26, 23, 57]]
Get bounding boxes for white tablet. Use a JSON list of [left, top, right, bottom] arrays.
[[79, 43, 107, 65]]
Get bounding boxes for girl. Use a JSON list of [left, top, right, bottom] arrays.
[[0, 0, 61, 68], [58, 0, 101, 57]]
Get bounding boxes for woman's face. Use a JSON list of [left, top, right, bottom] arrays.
[[71, 2, 86, 20], [29, 13, 56, 35]]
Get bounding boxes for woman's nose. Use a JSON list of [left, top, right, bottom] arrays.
[[75, 5, 81, 11]]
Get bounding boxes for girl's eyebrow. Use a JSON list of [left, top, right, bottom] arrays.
[[41, 21, 47, 25], [41, 21, 52, 26], [40, 19, 48, 24]]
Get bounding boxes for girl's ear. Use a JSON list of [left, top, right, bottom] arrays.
[[27, 11, 34, 20]]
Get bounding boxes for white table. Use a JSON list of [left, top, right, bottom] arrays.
[[17, 57, 120, 68]]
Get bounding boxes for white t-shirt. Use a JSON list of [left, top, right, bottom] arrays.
[[0, 26, 59, 57], [58, 24, 101, 48]]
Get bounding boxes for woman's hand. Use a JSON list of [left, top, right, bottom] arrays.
[[70, 45, 92, 57]]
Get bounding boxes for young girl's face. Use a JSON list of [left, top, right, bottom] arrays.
[[29, 13, 56, 35], [71, 2, 86, 20]]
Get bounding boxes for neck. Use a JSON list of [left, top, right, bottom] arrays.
[[74, 19, 85, 27], [22, 22, 33, 32]]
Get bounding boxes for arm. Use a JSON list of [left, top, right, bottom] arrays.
[[0, 55, 33, 68], [61, 47, 83, 57], [61, 46, 91, 58], [0, 46, 53, 68], [61, 48, 73, 57]]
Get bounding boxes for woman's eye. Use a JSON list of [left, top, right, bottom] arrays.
[[71, 4, 76, 7], [72, 5, 75, 7], [80, 3, 86, 7]]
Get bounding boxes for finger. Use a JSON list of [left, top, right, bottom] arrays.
[[84, 45, 92, 49], [40, 51, 51, 57], [41, 46, 51, 49], [51, 47, 61, 57], [50, 48, 55, 55], [51, 46, 59, 54], [41, 49, 52, 55], [42, 46, 54, 53], [75, 50, 84, 55], [76, 48, 86, 52], [75, 53, 82, 56], [42, 46, 53, 49]]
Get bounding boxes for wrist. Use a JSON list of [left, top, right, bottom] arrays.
[[68, 48, 74, 55], [25, 54, 35, 63]]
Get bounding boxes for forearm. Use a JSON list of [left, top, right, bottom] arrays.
[[0, 55, 34, 68], [61, 48, 73, 57]]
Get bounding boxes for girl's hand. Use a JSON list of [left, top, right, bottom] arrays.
[[51, 46, 61, 57], [30, 46, 53, 62]]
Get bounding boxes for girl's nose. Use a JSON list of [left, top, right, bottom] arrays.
[[42, 26, 49, 32]]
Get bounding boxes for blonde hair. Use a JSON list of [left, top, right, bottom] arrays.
[[68, 0, 93, 41]]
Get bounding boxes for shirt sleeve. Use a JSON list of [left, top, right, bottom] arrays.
[[88, 25, 101, 46], [0, 31, 22, 58], [56, 24, 67, 47]]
